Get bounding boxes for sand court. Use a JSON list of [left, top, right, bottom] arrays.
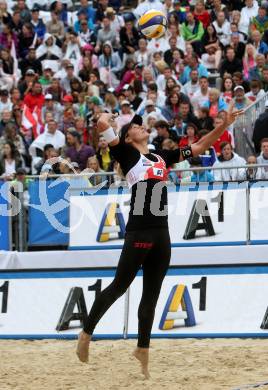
[[1, 338, 268, 390]]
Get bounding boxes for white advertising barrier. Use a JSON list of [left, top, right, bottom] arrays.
[[69, 183, 247, 249], [1, 245, 268, 270], [128, 267, 268, 337], [0, 271, 125, 337], [250, 182, 268, 244], [1, 267, 268, 338]]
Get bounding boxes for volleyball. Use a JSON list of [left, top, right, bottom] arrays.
[[138, 10, 167, 39]]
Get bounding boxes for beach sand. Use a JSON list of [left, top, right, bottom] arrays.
[[1, 338, 268, 390]]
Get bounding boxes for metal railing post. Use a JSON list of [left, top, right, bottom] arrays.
[[123, 288, 130, 339]]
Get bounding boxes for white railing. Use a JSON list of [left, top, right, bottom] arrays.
[[233, 92, 268, 159]]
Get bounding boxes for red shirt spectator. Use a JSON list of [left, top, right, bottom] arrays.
[[23, 81, 45, 112], [178, 123, 199, 148], [194, 1, 211, 29], [213, 130, 233, 154]]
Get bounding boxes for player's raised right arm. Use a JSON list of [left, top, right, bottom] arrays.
[[97, 113, 120, 147]]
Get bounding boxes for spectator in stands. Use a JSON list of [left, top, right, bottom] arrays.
[[178, 101, 200, 130], [87, 155, 106, 185], [252, 100, 268, 154], [30, 6, 46, 43], [123, 85, 142, 111], [243, 44, 257, 80], [34, 144, 55, 174], [182, 70, 200, 99], [180, 53, 208, 85], [232, 86, 251, 110], [190, 156, 215, 182], [197, 107, 214, 131], [15, 0, 31, 24], [212, 115, 234, 155], [0, 140, 23, 179], [119, 19, 140, 58], [179, 123, 199, 148], [36, 33, 62, 61], [192, 76, 210, 114], [212, 11, 230, 47], [46, 11, 65, 42], [19, 48, 42, 77], [0, 23, 18, 53], [29, 119, 65, 157], [221, 76, 234, 105], [99, 42, 122, 87], [95, 15, 117, 53], [18, 23, 36, 59], [194, 0, 211, 29], [246, 80, 265, 102], [240, 0, 259, 35], [41, 94, 63, 123], [181, 12, 204, 56], [23, 81, 45, 112], [246, 154, 264, 180], [96, 136, 112, 172], [250, 30, 268, 55], [213, 141, 246, 181], [152, 120, 178, 149], [203, 88, 228, 119], [0, 90, 12, 113], [256, 138, 268, 178], [164, 37, 180, 67], [229, 32, 246, 58], [65, 128, 95, 171], [220, 47, 243, 78], [61, 63, 81, 94], [261, 66, 268, 92], [250, 5, 268, 35], [9, 10, 23, 36], [0, 109, 13, 136], [232, 71, 250, 92], [201, 24, 221, 67], [164, 91, 184, 120]]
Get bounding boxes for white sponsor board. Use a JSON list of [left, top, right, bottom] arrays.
[[1, 245, 268, 270], [69, 184, 247, 248], [128, 268, 268, 336], [0, 273, 125, 337], [250, 182, 268, 243], [1, 267, 268, 338]]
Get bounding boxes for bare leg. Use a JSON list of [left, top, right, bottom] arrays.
[[133, 347, 150, 379], [76, 330, 91, 363]]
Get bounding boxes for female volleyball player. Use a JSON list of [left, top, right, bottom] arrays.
[[76, 106, 243, 378]]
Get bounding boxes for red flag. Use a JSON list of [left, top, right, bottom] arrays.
[[22, 104, 37, 137], [32, 106, 43, 136]]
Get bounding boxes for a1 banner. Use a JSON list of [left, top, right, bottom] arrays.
[[250, 182, 268, 244], [128, 267, 268, 337], [69, 183, 247, 249], [0, 271, 125, 337]]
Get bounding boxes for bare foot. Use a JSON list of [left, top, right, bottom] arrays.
[[76, 331, 91, 363], [133, 347, 150, 379]]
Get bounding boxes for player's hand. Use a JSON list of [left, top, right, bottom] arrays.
[[97, 113, 117, 131], [223, 102, 244, 127]]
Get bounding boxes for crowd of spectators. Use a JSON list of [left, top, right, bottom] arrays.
[[0, 0, 268, 185]]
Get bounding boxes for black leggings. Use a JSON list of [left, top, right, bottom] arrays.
[[83, 228, 171, 348]]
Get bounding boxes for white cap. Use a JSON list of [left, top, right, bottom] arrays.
[[121, 100, 130, 105], [122, 84, 130, 90], [146, 99, 155, 106], [234, 85, 244, 92], [45, 93, 53, 100]]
